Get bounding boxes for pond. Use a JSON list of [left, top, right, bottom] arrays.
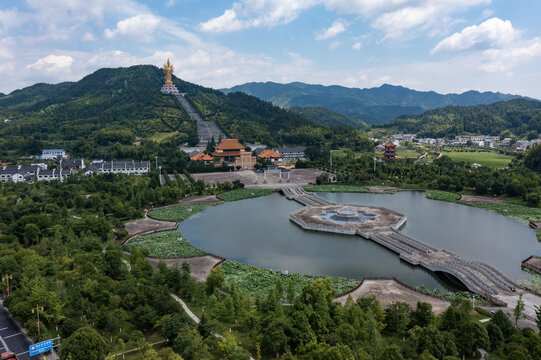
[[179, 191, 539, 291]]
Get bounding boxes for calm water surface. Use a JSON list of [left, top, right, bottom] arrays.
[[179, 191, 539, 290]]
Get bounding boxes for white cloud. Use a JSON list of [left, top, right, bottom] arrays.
[[431, 18, 520, 54], [105, 14, 162, 41], [198, 0, 317, 33], [352, 41, 362, 50], [165, 0, 176, 8], [199, 0, 491, 40], [316, 19, 347, 40], [431, 18, 541, 73], [480, 39, 541, 72], [26, 55, 74, 73], [82, 32, 97, 41]]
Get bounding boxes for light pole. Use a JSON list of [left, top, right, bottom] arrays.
[[32, 304, 44, 340], [155, 156, 158, 170], [1, 274, 12, 296], [329, 150, 334, 167]]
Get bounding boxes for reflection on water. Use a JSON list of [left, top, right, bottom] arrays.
[[179, 191, 538, 291]]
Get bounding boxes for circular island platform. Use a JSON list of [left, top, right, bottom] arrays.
[[290, 204, 407, 237]]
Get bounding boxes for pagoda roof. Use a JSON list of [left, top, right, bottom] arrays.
[[257, 149, 284, 159], [384, 141, 396, 147], [215, 139, 244, 150], [190, 152, 214, 161]]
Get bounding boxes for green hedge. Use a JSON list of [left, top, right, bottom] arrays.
[[125, 231, 206, 258], [217, 189, 274, 202], [221, 260, 359, 299], [148, 203, 213, 221]]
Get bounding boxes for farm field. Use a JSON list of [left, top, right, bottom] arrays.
[[442, 151, 513, 168], [124, 231, 207, 258]]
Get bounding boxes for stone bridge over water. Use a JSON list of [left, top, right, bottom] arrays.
[[279, 186, 519, 302]]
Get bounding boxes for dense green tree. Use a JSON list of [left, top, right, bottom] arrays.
[[60, 326, 109, 360]]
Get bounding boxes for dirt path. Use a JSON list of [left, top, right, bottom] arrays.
[[364, 186, 400, 193], [334, 279, 450, 314], [123, 212, 178, 236], [146, 255, 224, 282], [459, 195, 507, 204]]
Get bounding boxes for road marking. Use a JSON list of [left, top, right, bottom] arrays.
[[3, 332, 22, 339], [0, 334, 8, 352], [0, 327, 8, 331]]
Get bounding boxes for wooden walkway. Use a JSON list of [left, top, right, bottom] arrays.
[[279, 186, 519, 302]]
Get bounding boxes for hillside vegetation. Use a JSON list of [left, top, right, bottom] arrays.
[[378, 98, 541, 138], [289, 105, 366, 129], [223, 81, 522, 124], [0, 65, 376, 165]]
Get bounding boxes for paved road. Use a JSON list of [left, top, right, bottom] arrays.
[[0, 305, 33, 360]]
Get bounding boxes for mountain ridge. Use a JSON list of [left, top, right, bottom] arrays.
[[378, 98, 541, 138], [222, 81, 526, 124]]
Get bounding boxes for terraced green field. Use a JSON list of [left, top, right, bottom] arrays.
[[221, 260, 359, 299], [148, 203, 213, 221], [217, 188, 274, 202], [124, 231, 206, 258]]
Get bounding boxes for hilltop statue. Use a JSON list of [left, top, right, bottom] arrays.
[[163, 59, 174, 85], [160, 59, 179, 94]]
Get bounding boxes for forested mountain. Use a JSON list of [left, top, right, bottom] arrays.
[[378, 98, 541, 138], [222, 82, 524, 124], [289, 106, 366, 129], [0, 65, 373, 163], [0, 82, 74, 108]]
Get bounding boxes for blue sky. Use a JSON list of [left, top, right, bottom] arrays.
[[1, 0, 541, 98]]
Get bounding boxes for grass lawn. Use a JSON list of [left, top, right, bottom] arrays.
[[442, 151, 513, 169], [396, 147, 421, 159], [148, 203, 213, 221], [149, 131, 178, 142], [217, 188, 274, 202], [220, 260, 359, 299], [124, 231, 207, 258]]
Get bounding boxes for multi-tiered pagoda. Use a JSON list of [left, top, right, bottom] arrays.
[[383, 141, 397, 161]]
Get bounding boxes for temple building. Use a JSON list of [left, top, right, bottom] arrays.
[[257, 149, 284, 163], [213, 139, 256, 170], [189, 151, 215, 165], [383, 141, 397, 161]]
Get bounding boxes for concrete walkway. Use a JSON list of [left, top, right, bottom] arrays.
[[170, 294, 200, 324], [169, 294, 255, 360]]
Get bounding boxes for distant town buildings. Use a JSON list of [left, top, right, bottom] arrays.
[[38, 149, 67, 160], [388, 133, 541, 151], [85, 160, 151, 175], [37, 169, 73, 182]]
